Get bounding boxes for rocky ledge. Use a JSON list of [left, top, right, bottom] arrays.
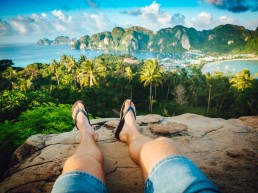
[[0, 113, 257, 193]]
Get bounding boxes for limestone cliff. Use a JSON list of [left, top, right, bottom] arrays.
[[0, 114, 257, 193], [37, 36, 76, 46], [69, 24, 258, 53]]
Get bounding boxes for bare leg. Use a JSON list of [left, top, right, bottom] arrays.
[[62, 102, 105, 183], [119, 100, 179, 180]]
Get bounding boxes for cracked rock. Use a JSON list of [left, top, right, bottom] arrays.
[[0, 113, 257, 193], [148, 122, 188, 136]]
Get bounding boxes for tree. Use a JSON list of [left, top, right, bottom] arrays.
[[0, 59, 14, 71], [125, 66, 133, 81], [206, 73, 233, 114], [78, 54, 87, 66], [94, 58, 109, 79], [188, 67, 207, 106], [163, 71, 179, 101], [79, 60, 99, 88], [66, 56, 78, 87], [50, 59, 61, 86], [174, 84, 187, 105], [60, 54, 68, 67], [140, 59, 162, 113], [229, 69, 258, 116], [2, 67, 17, 89], [115, 60, 125, 77], [17, 77, 33, 92], [229, 69, 256, 91]]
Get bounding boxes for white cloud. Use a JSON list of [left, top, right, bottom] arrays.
[[74, 12, 115, 35], [218, 15, 237, 25], [140, 1, 173, 29], [186, 12, 238, 30], [41, 13, 47, 18], [0, 19, 14, 35], [120, 1, 173, 30], [0, 10, 115, 40], [187, 12, 213, 29], [9, 16, 32, 34], [52, 10, 72, 23], [245, 19, 258, 30]]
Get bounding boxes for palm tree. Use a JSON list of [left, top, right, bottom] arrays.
[[174, 84, 187, 105], [66, 56, 78, 87], [163, 71, 179, 101], [61, 74, 73, 85], [188, 67, 206, 106], [18, 77, 33, 92], [229, 69, 257, 91], [140, 59, 162, 113], [60, 54, 68, 67], [79, 59, 98, 88], [50, 59, 61, 86], [94, 58, 109, 78], [125, 66, 133, 81], [115, 60, 125, 77], [2, 67, 17, 89], [78, 54, 87, 66]]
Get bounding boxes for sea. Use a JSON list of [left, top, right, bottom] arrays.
[[202, 59, 258, 77], [0, 43, 258, 77], [0, 43, 198, 68]]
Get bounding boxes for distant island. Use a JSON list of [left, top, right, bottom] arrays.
[[37, 24, 258, 54], [37, 36, 76, 46]]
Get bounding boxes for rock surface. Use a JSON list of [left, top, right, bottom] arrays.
[[0, 113, 257, 193]]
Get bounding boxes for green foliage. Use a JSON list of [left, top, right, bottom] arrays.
[[1, 53, 258, 178], [17, 103, 73, 134], [156, 102, 183, 117], [0, 90, 28, 121], [0, 59, 14, 71], [71, 24, 258, 54], [0, 103, 76, 177]]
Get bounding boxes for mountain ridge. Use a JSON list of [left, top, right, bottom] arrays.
[[37, 24, 258, 54]]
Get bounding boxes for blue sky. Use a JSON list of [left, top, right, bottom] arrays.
[[0, 0, 258, 43]]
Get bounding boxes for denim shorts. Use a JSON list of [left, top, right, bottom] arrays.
[[51, 155, 220, 193]]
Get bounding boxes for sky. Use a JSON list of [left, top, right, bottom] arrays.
[[0, 0, 258, 44]]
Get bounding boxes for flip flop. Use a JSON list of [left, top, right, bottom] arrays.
[[72, 100, 91, 130], [115, 99, 136, 140]]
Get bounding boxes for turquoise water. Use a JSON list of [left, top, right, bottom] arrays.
[[0, 43, 197, 68], [201, 60, 258, 77], [1, 43, 257, 76]]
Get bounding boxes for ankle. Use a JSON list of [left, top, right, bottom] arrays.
[[81, 130, 98, 141], [120, 125, 139, 143]]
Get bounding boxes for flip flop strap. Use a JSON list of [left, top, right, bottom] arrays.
[[74, 108, 90, 126], [121, 102, 136, 120]]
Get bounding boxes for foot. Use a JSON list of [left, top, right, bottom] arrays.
[[72, 101, 98, 141], [119, 100, 139, 143]]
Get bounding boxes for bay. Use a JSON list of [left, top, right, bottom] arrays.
[[0, 43, 197, 68], [201, 59, 258, 77]]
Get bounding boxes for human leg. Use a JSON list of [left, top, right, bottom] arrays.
[[62, 101, 105, 182], [52, 101, 108, 193], [117, 100, 179, 179], [116, 100, 220, 193]]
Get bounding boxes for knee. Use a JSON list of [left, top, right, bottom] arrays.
[[154, 137, 173, 145], [65, 148, 104, 166], [141, 137, 173, 152], [150, 137, 178, 154]]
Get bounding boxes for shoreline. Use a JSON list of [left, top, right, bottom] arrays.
[[202, 57, 258, 69]]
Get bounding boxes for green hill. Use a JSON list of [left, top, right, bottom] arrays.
[[39, 24, 258, 54]]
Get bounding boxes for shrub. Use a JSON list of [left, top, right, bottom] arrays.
[[0, 90, 28, 122], [0, 103, 89, 178]]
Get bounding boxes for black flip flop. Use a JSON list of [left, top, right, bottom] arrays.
[[115, 99, 136, 140], [72, 100, 91, 130]]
